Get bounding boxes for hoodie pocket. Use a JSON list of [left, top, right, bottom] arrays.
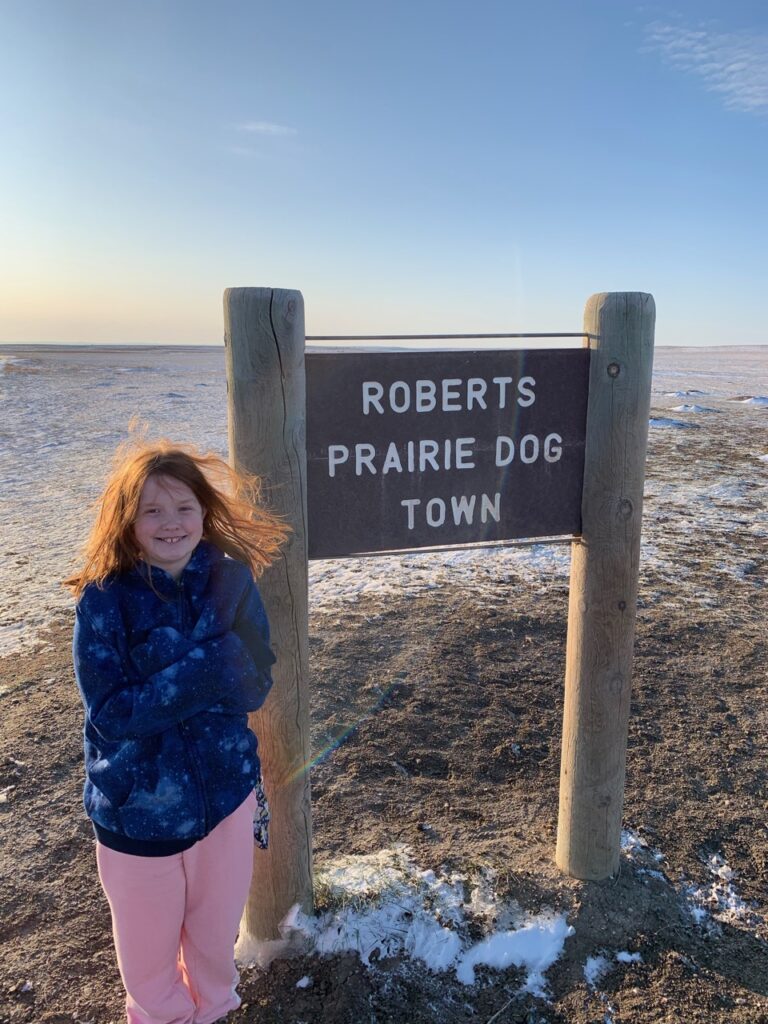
[[87, 755, 137, 809]]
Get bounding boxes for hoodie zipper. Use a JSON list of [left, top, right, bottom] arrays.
[[179, 720, 210, 836], [176, 575, 210, 835], [176, 577, 187, 634]]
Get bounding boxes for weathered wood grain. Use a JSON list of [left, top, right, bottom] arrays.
[[224, 287, 312, 940], [556, 292, 655, 880]]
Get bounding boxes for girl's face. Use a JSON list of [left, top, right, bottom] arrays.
[[133, 474, 205, 579]]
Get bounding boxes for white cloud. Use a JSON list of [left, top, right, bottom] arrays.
[[234, 120, 297, 136], [644, 20, 768, 113]]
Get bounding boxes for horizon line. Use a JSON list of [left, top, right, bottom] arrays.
[[1, 341, 767, 351]]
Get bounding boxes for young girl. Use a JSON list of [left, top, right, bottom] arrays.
[[66, 440, 288, 1024]]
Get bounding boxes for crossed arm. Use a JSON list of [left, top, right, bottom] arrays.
[[74, 581, 275, 742]]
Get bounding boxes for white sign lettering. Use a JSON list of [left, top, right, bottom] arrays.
[[361, 375, 537, 415], [308, 348, 588, 556]]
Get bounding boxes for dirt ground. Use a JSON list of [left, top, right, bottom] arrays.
[[1, 376, 767, 1023], [1, 574, 766, 1023]]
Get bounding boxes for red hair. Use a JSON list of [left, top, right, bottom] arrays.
[[63, 438, 289, 597]]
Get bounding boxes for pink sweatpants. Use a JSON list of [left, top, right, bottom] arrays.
[[96, 790, 257, 1024]]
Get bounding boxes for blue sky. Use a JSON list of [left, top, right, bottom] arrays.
[[1, 0, 766, 345]]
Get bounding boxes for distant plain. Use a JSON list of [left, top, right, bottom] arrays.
[[0, 343, 766, 1022]]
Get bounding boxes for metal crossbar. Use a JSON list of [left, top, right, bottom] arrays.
[[305, 332, 589, 341], [310, 534, 577, 561]]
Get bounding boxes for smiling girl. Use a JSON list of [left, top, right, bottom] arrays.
[[65, 439, 288, 1024]]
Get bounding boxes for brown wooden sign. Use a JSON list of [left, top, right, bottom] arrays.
[[306, 348, 589, 558]]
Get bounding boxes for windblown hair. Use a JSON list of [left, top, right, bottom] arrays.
[[63, 439, 289, 597]]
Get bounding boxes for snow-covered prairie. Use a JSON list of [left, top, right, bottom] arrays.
[[1, 343, 767, 1020], [1, 339, 765, 651], [0, 343, 766, 656]]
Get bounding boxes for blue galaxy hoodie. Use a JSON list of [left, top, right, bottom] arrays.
[[73, 540, 275, 843]]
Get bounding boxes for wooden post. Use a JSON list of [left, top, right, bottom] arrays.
[[555, 292, 655, 880], [224, 287, 312, 945]]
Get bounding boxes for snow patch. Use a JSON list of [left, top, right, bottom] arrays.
[[622, 830, 766, 935], [455, 913, 574, 993], [584, 954, 610, 988], [649, 417, 699, 429], [237, 846, 574, 995], [671, 404, 715, 413], [615, 950, 643, 964], [682, 852, 758, 929], [620, 828, 660, 860], [584, 949, 643, 989], [308, 542, 570, 611]]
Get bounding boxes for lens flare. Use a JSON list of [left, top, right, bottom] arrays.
[[284, 679, 402, 785]]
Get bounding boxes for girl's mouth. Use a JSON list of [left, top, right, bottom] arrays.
[[157, 536, 187, 544]]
